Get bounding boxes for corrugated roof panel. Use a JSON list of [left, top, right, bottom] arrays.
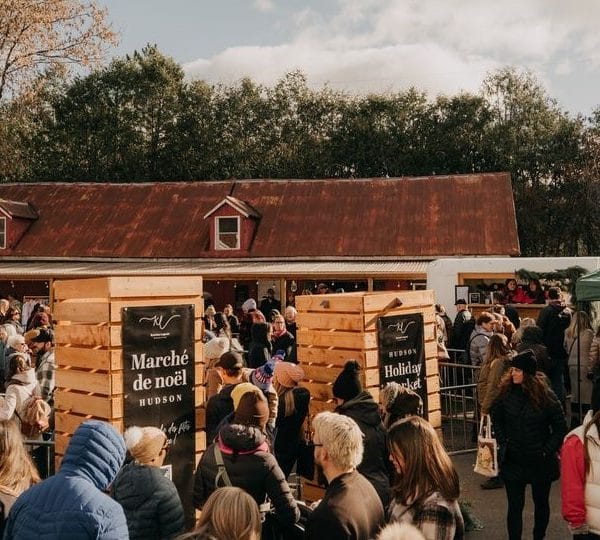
[[0, 174, 519, 258], [232, 173, 518, 257]]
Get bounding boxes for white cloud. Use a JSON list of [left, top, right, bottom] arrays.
[[253, 0, 274, 12], [183, 0, 600, 104]]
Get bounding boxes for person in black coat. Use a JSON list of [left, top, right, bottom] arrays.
[[193, 391, 299, 532], [223, 304, 240, 336], [112, 426, 184, 540], [491, 349, 567, 540], [205, 351, 245, 443], [259, 288, 281, 320], [516, 325, 564, 405], [247, 322, 272, 369], [305, 411, 385, 540], [271, 314, 296, 363], [273, 361, 310, 478], [333, 360, 392, 509], [537, 286, 572, 401]]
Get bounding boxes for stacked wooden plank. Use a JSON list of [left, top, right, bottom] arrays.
[[295, 290, 438, 501], [52, 276, 204, 467]]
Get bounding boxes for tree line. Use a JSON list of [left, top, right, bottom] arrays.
[[0, 45, 599, 257]]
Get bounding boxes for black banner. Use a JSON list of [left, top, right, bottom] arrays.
[[378, 313, 428, 417], [122, 305, 195, 525]]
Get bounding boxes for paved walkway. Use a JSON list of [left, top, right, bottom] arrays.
[[453, 453, 570, 539]]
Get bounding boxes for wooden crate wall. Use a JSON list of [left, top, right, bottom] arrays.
[[295, 290, 438, 502], [52, 276, 205, 467]]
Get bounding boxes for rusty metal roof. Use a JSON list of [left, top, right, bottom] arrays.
[[0, 173, 519, 259]]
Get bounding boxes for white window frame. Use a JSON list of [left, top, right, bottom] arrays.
[[0, 217, 5, 249], [215, 216, 240, 250]]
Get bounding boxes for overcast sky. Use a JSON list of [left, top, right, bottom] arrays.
[[99, 0, 600, 117]]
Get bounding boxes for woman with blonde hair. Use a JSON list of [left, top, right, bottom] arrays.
[[478, 334, 513, 416], [0, 419, 40, 525], [388, 416, 464, 539], [273, 361, 310, 478], [178, 487, 261, 540], [477, 333, 513, 490], [564, 311, 595, 424], [202, 305, 217, 337], [511, 317, 536, 348], [590, 324, 600, 379]]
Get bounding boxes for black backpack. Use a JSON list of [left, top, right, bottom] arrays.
[[458, 318, 476, 350]]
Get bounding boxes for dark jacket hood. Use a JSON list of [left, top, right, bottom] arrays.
[[219, 422, 266, 452], [336, 390, 382, 427], [60, 420, 126, 491]]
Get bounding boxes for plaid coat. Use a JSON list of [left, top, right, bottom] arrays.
[[35, 349, 56, 404], [389, 491, 465, 540]]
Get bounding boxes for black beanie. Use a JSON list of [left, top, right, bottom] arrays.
[[511, 349, 537, 376], [332, 360, 363, 401]]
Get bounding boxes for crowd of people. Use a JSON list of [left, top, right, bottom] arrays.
[[2, 284, 600, 539], [434, 280, 600, 539], [0, 295, 56, 478]]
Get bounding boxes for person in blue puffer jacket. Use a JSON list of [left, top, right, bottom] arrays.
[[4, 419, 129, 539]]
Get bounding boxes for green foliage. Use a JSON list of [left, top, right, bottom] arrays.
[[0, 50, 597, 257], [516, 266, 589, 302]]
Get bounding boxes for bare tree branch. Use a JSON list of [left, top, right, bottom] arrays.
[[0, 0, 117, 100]]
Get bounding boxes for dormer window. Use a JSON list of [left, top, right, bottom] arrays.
[[0, 217, 5, 249], [216, 216, 240, 250], [0, 198, 39, 251], [204, 195, 261, 254]]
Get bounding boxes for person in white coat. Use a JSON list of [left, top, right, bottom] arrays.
[[561, 379, 600, 538], [0, 352, 41, 429]]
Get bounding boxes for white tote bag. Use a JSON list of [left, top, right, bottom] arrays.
[[473, 414, 499, 477]]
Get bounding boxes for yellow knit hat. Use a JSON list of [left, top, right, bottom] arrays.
[[231, 382, 261, 411]]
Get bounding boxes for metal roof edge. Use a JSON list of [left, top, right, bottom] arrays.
[[0, 172, 510, 187], [0, 255, 435, 263]]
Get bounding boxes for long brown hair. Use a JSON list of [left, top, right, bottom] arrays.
[[0, 419, 40, 496], [565, 311, 592, 340], [485, 334, 510, 364], [273, 380, 295, 417], [497, 369, 553, 410], [584, 410, 600, 475], [388, 416, 459, 507]]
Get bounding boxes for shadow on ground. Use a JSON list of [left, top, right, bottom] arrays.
[[453, 453, 570, 540]]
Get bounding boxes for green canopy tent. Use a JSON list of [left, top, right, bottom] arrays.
[[576, 269, 600, 302]]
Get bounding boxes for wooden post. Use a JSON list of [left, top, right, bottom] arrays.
[[295, 290, 438, 501], [52, 276, 205, 467]]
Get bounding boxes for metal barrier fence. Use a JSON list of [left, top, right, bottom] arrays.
[[439, 353, 480, 455], [24, 437, 55, 479]]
